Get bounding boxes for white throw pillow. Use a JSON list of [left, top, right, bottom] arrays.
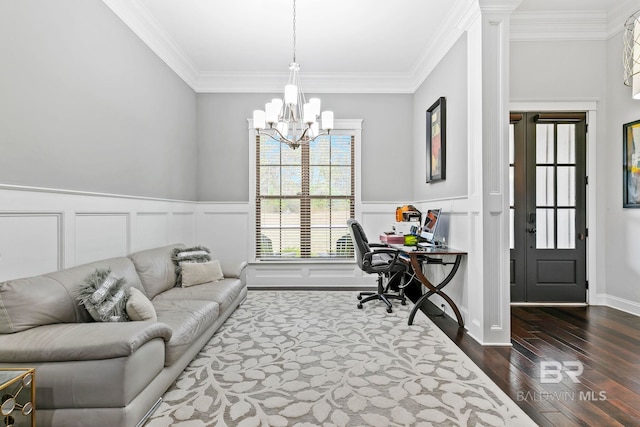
[[126, 287, 157, 322], [181, 260, 224, 287]]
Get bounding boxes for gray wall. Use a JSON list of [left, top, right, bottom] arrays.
[[197, 93, 413, 202], [511, 40, 606, 100], [604, 32, 640, 305], [413, 34, 468, 201], [0, 0, 198, 200], [509, 39, 640, 305]]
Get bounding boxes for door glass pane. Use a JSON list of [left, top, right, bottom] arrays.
[[536, 166, 554, 206], [557, 166, 575, 207], [509, 124, 515, 164], [536, 208, 555, 249], [510, 208, 515, 249], [536, 124, 554, 163], [510, 166, 515, 206], [557, 209, 575, 249], [557, 124, 575, 164]]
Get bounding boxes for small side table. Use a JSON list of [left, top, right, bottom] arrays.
[[0, 369, 35, 427]]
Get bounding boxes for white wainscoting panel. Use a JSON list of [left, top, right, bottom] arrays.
[[0, 186, 197, 282], [247, 262, 373, 288], [170, 212, 196, 247], [0, 213, 61, 281], [75, 213, 129, 265], [133, 212, 169, 252], [198, 204, 251, 268]]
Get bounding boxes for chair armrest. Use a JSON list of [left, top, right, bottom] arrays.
[[369, 242, 389, 248], [363, 247, 402, 269]]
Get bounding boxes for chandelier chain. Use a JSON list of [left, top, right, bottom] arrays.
[[292, 0, 297, 63]]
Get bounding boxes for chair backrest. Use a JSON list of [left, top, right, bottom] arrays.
[[347, 219, 371, 271]]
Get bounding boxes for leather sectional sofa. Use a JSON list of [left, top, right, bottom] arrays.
[[0, 243, 247, 427]]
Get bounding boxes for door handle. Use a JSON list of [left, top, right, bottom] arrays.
[[527, 227, 536, 233]]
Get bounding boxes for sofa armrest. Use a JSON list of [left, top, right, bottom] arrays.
[[0, 322, 172, 363], [220, 261, 248, 279]]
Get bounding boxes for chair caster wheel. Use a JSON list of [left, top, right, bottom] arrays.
[[387, 308, 392, 313], [357, 304, 363, 309], [401, 300, 407, 305], [357, 295, 362, 300]]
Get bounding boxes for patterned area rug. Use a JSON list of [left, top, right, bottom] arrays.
[[145, 291, 535, 427]]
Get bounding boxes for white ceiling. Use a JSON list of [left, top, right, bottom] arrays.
[[102, 0, 638, 93]]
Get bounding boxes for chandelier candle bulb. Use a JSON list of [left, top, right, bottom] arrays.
[[265, 102, 279, 124], [303, 103, 314, 124], [322, 111, 334, 130], [253, 110, 266, 130], [285, 84, 298, 105], [309, 98, 321, 116], [272, 98, 283, 114]]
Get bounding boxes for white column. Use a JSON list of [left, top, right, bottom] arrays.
[[466, 0, 522, 345]]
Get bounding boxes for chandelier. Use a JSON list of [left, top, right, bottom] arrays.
[[252, 0, 334, 149], [624, 10, 640, 99]]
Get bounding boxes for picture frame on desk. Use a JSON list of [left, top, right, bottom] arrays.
[[426, 97, 446, 183], [623, 119, 640, 207]]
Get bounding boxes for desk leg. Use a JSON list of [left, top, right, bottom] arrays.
[[408, 254, 464, 328]]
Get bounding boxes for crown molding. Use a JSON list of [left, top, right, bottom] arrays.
[[479, 0, 524, 14], [406, 0, 478, 93], [101, 0, 630, 93], [511, 11, 608, 41], [101, 0, 200, 89]]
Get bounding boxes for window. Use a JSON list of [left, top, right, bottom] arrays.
[[254, 131, 356, 260]]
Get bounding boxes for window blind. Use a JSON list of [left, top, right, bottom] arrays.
[[255, 134, 355, 259]]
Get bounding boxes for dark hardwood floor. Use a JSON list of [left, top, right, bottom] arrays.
[[418, 300, 640, 426]]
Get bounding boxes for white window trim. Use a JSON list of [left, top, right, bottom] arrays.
[[247, 118, 363, 263]]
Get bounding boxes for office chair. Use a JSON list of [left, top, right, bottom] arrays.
[[347, 219, 408, 313]]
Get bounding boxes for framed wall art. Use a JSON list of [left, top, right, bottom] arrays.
[[623, 119, 640, 207], [426, 97, 446, 183]]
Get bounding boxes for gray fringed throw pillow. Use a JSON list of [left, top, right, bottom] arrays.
[[76, 269, 129, 322], [171, 246, 211, 286]]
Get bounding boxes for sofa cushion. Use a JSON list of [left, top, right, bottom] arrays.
[[0, 257, 143, 333], [153, 300, 219, 366], [47, 256, 148, 323], [0, 275, 78, 333], [128, 244, 184, 299], [126, 287, 157, 322], [181, 260, 223, 287], [153, 278, 244, 315]]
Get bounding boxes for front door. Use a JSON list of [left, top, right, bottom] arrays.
[[510, 112, 587, 302]]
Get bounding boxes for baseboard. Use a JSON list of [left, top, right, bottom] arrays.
[[594, 294, 640, 317], [510, 302, 587, 307]]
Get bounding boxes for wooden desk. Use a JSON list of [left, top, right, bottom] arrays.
[[390, 245, 467, 328]]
